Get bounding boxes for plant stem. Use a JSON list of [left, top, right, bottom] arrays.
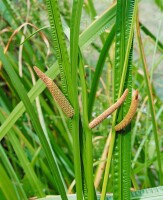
[[101, 1, 138, 199], [70, 1, 84, 199], [79, 50, 96, 200]]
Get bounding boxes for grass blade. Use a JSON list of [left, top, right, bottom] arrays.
[[0, 145, 28, 200], [0, 5, 117, 140], [136, 13, 163, 185], [140, 22, 163, 52], [79, 49, 97, 199], [45, 0, 71, 96], [70, 1, 84, 199], [0, 164, 18, 200], [88, 25, 116, 119], [79, 3, 116, 48], [0, 47, 68, 200], [0, 63, 60, 141], [101, 1, 137, 199]]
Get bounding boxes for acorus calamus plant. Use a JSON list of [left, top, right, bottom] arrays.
[[0, 0, 163, 200]]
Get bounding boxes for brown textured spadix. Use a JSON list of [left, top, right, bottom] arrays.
[[114, 90, 139, 131], [34, 66, 74, 118], [89, 89, 129, 129]]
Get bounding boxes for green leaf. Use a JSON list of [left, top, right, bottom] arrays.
[[140, 22, 163, 53], [37, 186, 163, 199], [0, 144, 28, 200], [88, 25, 116, 119], [0, 4, 116, 140], [0, 48, 68, 200], [154, 0, 163, 10], [79, 3, 116, 48], [45, 0, 71, 96], [20, 26, 49, 45], [0, 113, 44, 197], [101, 0, 137, 199], [0, 164, 18, 200], [136, 13, 163, 185], [70, 0, 84, 199]]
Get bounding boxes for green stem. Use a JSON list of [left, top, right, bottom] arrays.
[[100, 128, 115, 200], [70, 1, 84, 199], [88, 25, 116, 120], [79, 50, 96, 200], [101, 2, 138, 199]]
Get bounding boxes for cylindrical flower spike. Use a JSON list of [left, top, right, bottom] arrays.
[[89, 89, 129, 129], [114, 90, 139, 131], [34, 66, 74, 118]]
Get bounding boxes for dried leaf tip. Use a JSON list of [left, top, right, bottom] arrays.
[[33, 66, 74, 118]]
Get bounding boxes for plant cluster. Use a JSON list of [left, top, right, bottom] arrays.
[[0, 0, 162, 200]]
